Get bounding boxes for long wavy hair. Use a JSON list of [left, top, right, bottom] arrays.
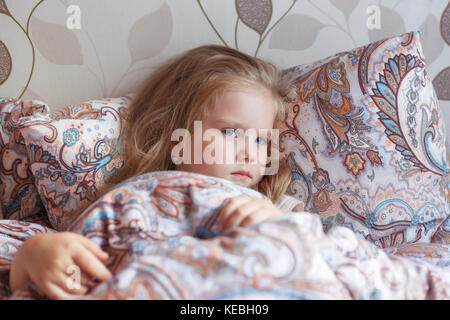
[[105, 45, 297, 202]]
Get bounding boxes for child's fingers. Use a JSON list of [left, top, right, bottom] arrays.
[[60, 278, 89, 297], [224, 210, 257, 230], [43, 265, 90, 298], [80, 273, 93, 287], [218, 196, 252, 226], [72, 247, 112, 282], [77, 235, 109, 261], [231, 206, 278, 229], [222, 203, 264, 230], [46, 267, 92, 299], [79, 273, 104, 289], [239, 208, 277, 227], [42, 281, 85, 300]]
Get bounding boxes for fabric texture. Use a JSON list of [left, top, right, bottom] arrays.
[[0, 98, 50, 225], [16, 96, 131, 230], [280, 31, 449, 248], [3, 171, 447, 300]]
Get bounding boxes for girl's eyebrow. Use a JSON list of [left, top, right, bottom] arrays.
[[214, 118, 247, 128]]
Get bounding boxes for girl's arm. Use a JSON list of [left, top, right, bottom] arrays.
[[10, 232, 112, 299]]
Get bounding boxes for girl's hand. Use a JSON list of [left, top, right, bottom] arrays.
[[10, 232, 112, 299], [217, 195, 283, 231]]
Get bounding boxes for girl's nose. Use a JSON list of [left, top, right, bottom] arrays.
[[236, 135, 258, 164]]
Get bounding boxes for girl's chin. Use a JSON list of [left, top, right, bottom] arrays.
[[231, 178, 255, 188]]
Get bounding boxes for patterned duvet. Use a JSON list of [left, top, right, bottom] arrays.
[[1, 171, 449, 299]]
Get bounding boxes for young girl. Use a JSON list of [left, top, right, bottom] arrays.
[[9, 45, 303, 299]]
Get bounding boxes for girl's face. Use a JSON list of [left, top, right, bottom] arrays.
[[175, 87, 277, 188]]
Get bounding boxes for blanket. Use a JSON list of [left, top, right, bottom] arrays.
[[1, 171, 449, 299]]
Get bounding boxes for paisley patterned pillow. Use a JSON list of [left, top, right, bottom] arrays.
[[18, 96, 131, 230], [280, 31, 449, 248], [0, 98, 50, 224]]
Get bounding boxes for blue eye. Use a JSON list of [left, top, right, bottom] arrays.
[[256, 137, 267, 145], [222, 128, 237, 137], [222, 129, 267, 145]]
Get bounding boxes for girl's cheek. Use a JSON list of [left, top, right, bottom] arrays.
[[257, 146, 269, 166], [222, 139, 236, 162]]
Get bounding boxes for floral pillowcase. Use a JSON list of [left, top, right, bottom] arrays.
[[16, 96, 131, 230], [0, 98, 50, 225], [280, 31, 449, 248]]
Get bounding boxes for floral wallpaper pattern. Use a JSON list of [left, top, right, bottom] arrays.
[[0, 0, 448, 140]]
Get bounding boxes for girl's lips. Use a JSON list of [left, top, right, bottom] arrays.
[[231, 171, 252, 179]]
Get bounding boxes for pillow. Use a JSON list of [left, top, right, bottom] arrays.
[[17, 96, 131, 230], [0, 98, 50, 225], [280, 31, 449, 248]]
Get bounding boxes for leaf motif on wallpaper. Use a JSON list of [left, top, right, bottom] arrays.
[[269, 14, 323, 50], [0, 0, 9, 15], [0, 40, 12, 86], [329, 0, 359, 20], [368, 6, 405, 43], [30, 16, 83, 65], [128, 2, 173, 64], [419, 15, 444, 65], [236, 0, 272, 35], [433, 67, 450, 101], [441, 1, 450, 45]]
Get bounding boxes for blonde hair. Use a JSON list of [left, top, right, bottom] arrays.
[[108, 45, 296, 202]]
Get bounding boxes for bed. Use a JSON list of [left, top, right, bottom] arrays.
[[0, 26, 448, 299]]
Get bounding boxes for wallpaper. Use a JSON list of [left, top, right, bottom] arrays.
[[0, 0, 449, 140]]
